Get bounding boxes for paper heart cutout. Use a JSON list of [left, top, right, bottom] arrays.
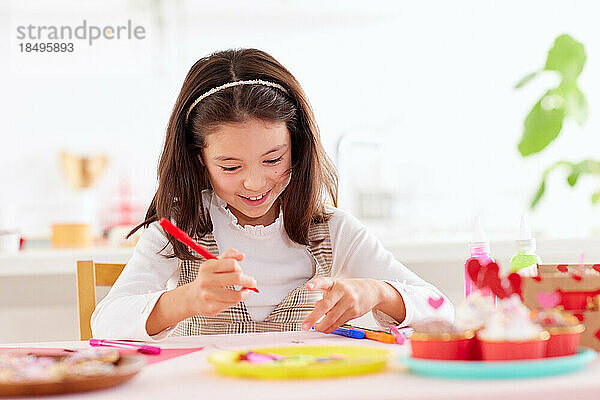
[[466, 260, 519, 299], [593, 265, 600, 273], [572, 274, 583, 281], [481, 262, 507, 298], [467, 259, 484, 287], [574, 313, 585, 322], [507, 273, 522, 296], [537, 291, 560, 309], [557, 265, 569, 273], [532, 276, 542, 282], [595, 329, 600, 341], [428, 296, 445, 309]]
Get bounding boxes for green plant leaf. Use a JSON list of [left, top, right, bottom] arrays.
[[530, 180, 546, 209], [592, 192, 600, 205], [545, 34, 586, 81], [518, 90, 566, 156], [578, 160, 600, 175], [514, 71, 539, 89], [562, 160, 600, 187], [564, 86, 589, 125], [531, 160, 600, 208], [567, 170, 578, 186], [530, 161, 572, 208]]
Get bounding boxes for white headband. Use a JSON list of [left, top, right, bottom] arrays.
[[185, 79, 289, 122]]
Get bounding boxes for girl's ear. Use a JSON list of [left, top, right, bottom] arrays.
[[198, 153, 205, 167]]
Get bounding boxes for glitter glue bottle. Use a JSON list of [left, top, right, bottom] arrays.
[[464, 215, 495, 298], [509, 214, 542, 276]]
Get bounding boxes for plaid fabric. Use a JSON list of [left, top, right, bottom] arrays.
[[173, 220, 332, 335]]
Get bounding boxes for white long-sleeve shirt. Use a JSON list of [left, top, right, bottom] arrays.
[[91, 192, 454, 341]]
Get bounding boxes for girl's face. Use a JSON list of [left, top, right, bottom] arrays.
[[202, 118, 292, 227]]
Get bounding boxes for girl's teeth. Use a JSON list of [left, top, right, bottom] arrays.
[[246, 193, 266, 201]]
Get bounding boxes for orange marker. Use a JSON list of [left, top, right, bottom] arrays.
[[342, 325, 396, 344]]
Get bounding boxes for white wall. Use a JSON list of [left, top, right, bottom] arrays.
[[3, 0, 600, 243], [3, 0, 600, 241], [0, 1, 600, 244]]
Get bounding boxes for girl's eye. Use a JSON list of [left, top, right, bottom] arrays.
[[264, 156, 283, 164], [220, 166, 240, 172]]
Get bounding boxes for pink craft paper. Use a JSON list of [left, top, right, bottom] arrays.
[[0, 347, 204, 365], [122, 347, 204, 364]]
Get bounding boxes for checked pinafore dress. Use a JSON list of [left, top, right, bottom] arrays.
[[173, 220, 333, 335]]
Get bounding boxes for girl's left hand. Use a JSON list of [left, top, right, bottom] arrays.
[[301, 277, 391, 333]]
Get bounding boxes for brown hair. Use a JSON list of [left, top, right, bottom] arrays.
[[129, 48, 338, 261]]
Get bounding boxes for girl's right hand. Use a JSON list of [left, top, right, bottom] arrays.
[[184, 248, 257, 317]]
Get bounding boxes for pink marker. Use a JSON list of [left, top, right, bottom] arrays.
[[89, 338, 161, 355], [388, 326, 413, 345]]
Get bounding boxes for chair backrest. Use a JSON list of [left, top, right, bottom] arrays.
[[76, 260, 125, 340]]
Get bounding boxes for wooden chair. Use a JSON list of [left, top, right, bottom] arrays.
[[76, 261, 125, 340]]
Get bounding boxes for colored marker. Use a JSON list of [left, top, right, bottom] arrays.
[[89, 338, 161, 355], [342, 325, 396, 344], [388, 326, 413, 344], [159, 217, 259, 293], [330, 327, 365, 339]]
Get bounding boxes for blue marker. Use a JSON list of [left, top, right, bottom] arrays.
[[330, 327, 365, 339]]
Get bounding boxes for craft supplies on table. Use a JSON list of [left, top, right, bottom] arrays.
[[343, 325, 397, 344], [316, 325, 399, 344], [3, 332, 600, 399]]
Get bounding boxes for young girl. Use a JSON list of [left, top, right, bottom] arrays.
[[91, 48, 453, 340]]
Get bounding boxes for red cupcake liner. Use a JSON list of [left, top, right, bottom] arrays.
[[479, 334, 549, 361], [546, 326, 584, 357], [469, 336, 482, 361], [410, 336, 473, 360]]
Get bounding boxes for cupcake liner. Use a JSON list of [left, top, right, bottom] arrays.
[[409, 331, 474, 360], [479, 332, 549, 361], [546, 325, 584, 357], [470, 336, 482, 361]]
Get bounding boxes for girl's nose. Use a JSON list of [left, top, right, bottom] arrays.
[[243, 168, 266, 191]]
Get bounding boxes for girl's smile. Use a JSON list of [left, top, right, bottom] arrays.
[[238, 188, 271, 205], [202, 118, 292, 227]]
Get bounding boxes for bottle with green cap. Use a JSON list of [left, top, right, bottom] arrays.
[[509, 214, 542, 276]]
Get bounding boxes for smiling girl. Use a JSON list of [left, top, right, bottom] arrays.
[[91, 49, 453, 340]]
